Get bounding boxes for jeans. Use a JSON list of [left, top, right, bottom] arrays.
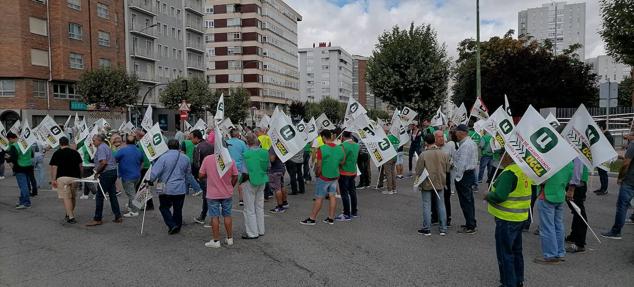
[[432, 172, 452, 224], [384, 159, 396, 191], [408, 146, 420, 173], [27, 167, 38, 195], [198, 179, 208, 219], [287, 161, 305, 194], [537, 199, 565, 259], [566, 183, 587, 248], [94, 169, 122, 221], [357, 153, 371, 187], [339, 175, 357, 216], [609, 183, 634, 235], [303, 151, 312, 181], [422, 190, 447, 232], [597, 168, 608, 192], [186, 172, 201, 194], [455, 170, 477, 229], [15, 172, 31, 206], [242, 182, 265, 237], [478, 155, 493, 182], [495, 218, 524, 287], [122, 179, 139, 213], [158, 193, 185, 229], [0, 162, 5, 177]]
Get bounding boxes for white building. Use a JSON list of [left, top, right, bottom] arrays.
[[299, 43, 353, 103], [518, 1, 586, 59], [586, 55, 631, 83]]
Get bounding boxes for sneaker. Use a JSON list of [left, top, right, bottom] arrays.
[[625, 218, 634, 225], [66, 218, 78, 224], [282, 202, 289, 208], [270, 206, 286, 214], [596, 190, 608, 196], [565, 244, 586, 253], [356, 185, 366, 190], [193, 216, 205, 224], [204, 223, 211, 228], [116, 191, 122, 196], [239, 200, 244, 206], [335, 194, 342, 199], [225, 238, 234, 246], [300, 218, 316, 225], [457, 227, 477, 234], [15, 204, 30, 210], [417, 229, 431, 236], [397, 175, 404, 179], [440, 231, 447, 236], [323, 218, 334, 225], [204, 240, 221, 248], [80, 194, 90, 200], [352, 213, 359, 218], [0, 176, 5, 180], [381, 190, 391, 195], [533, 257, 561, 265], [335, 214, 351, 222], [392, 190, 398, 194], [192, 190, 203, 197], [600, 232, 622, 240], [123, 211, 139, 218]]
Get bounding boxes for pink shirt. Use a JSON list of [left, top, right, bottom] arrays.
[[199, 154, 238, 199]]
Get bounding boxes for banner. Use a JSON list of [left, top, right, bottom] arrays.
[[451, 103, 469, 125], [140, 123, 168, 161], [430, 107, 447, 127], [561, 104, 618, 168], [75, 119, 90, 144], [351, 114, 397, 167], [306, 117, 318, 143], [119, 121, 135, 134], [193, 118, 207, 132], [17, 119, 37, 154], [545, 113, 560, 128], [132, 165, 153, 209], [504, 105, 577, 184], [399, 106, 418, 125], [343, 96, 367, 126], [258, 115, 271, 129], [84, 124, 100, 159], [473, 119, 486, 136], [294, 120, 309, 143], [63, 115, 72, 132], [488, 106, 515, 146], [0, 122, 9, 150], [214, 94, 224, 125], [413, 168, 429, 188], [9, 120, 21, 135], [268, 109, 305, 162], [316, 113, 335, 131], [38, 115, 64, 149], [470, 96, 489, 119], [141, 105, 153, 131], [214, 127, 233, 176], [389, 110, 409, 148]]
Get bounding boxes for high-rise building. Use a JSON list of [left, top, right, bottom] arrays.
[[518, 1, 586, 59], [204, 0, 302, 118], [126, 0, 205, 130], [585, 55, 631, 83], [0, 0, 126, 127], [352, 55, 385, 110], [298, 43, 353, 103]]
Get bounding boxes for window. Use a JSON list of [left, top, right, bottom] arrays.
[[228, 74, 242, 83], [172, 27, 176, 38], [29, 17, 48, 36], [228, 60, 241, 69], [178, 49, 182, 59], [172, 48, 176, 58], [97, 31, 110, 47], [67, 0, 80, 10], [69, 53, 84, 69], [53, 83, 78, 99], [0, 79, 16, 97], [226, 4, 235, 13], [68, 23, 82, 40], [228, 46, 242, 55], [205, 34, 214, 43], [227, 18, 240, 27], [204, 20, 214, 28], [170, 7, 175, 16], [178, 29, 182, 40], [177, 9, 181, 16], [98, 58, 111, 67], [162, 3, 167, 14], [33, 80, 47, 98], [231, 32, 241, 40], [163, 46, 168, 57], [207, 48, 215, 56], [33, 0, 46, 4], [31, 49, 49, 66], [97, 3, 109, 19], [205, 7, 213, 14], [163, 24, 167, 36]]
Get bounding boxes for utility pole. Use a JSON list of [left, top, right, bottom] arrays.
[[475, 0, 481, 99]]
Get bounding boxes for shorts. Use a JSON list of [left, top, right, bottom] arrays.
[[268, 171, 284, 191], [396, 151, 404, 165], [207, 198, 233, 217], [315, 178, 337, 198], [55, 177, 78, 199]]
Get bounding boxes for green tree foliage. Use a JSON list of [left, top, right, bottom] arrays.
[[289, 101, 306, 120], [367, 23, 450, 119], [305, 102, 321, 120], [76, 68, 139, 109], [601, 0, 634, 103], [452, 30, 598, 113], [320, 98, 346, 124], [367, 109, 389, 121], [159, 77, 214, 118], [222, 88, 251, 124], [618, 77, 633, 107]]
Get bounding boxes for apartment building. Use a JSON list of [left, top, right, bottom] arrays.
[[298, 43, 353, 103], [586, 55, 632, 83]]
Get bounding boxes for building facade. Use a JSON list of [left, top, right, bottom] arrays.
[[586, 55, 631, 83], [204, 0, 301, 119], [298, 43, 353, 103], [518, 1, 586, 59], [351, 55, 386, 110], [0, 0, 126, 127]]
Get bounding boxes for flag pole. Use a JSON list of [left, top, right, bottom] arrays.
[[140, 189, 149, 235], [568, 200, 601, 244], [427, 178, 442, 200], [487, 150, 507, 192], [375, 165, 384, 189]]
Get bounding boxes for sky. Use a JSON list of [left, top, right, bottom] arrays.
[[286, 0, 605, 61]]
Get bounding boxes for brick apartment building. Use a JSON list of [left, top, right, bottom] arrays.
[[0, 0, 126, 128]]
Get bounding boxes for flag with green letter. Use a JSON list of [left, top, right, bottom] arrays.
[[140, 123, 168, 161], [268, 109, 304, 162], [561, 104, 618, 168]]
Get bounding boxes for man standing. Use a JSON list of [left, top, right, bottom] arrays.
[[601, 134, 634, 240], [191, 130, 214, 225], [268, 149, 287, 213], [415, 134, 451, 236], [336, 131, 360, 221], [149, 139, 190, 234], [49, 137, 83, 223], [453, 124, 479, 234], [478, 131, 494, 183], [485, 153, 531, 287], [382, 126, 400, 195], [356, 139, 371, 189], [302, 142, 312, 182], [565, 158, 589, 253], [300, 130, 344, 225], [115, 135, 144, 218], [180, 132, 202, 197], [241, 133, 270, 239], [287, 149, 305, 195], [432, 130, 456, 226], [5, 132, 33, 209], [408, 123, 422, 177], [226, 129, 247, 204], [86, 134, 123, 226], [594, 121, 614, 195]]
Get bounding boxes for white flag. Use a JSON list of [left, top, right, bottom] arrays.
[[414, 168, 430, 188], [75, 119, 90, 144], [63, 115, 73, 132], [473, 119, 486, 136], [306, 117, 319, 143], [0, 122, 10, 150], [316, 113, 335, 131], [258, 115, 271, 129], [352, 115, 397, 167], [350, 114, 385, 143], [214, 94, 225, 125], [545, 113, 560, 129], [73, 113, 80, 130], [184, 120, 193, 132], [120, 121, 135, 134], [470, 96, 489, 119], [132, 165, 153, 209], [218, 118, 235, 135], [214, 127, 233, 176], [9, 120, 21, 135], [343, 97, 367, 126], [488, 106, 515, 146], [84, 124, 100, 160], [193, 118, 207, 132], [141, 105, 153, 131], [504, 94, 512, 116], [389, 110, 409, 148], [295, 120, 309, 144], [140, 123, 168, 161], [268, 109, 305, 162], [430, 107, 447, 127], [38, 115, 64, 149], [451, 103, 469, 125], [561, 104, 618, 168], [17, 119, 37, 154], [504, 105, 577, 184], [399, 106, 418, 125]]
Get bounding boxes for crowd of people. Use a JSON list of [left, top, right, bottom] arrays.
[[2, 115, 633, 287]]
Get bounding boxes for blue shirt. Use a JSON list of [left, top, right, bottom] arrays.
[[114, 145, 144, 181], [150, 150, 191, 195], [95, 143, 117, 171], [226, 137, 247, 172]]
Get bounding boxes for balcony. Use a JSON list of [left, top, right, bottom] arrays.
[[187, 60, 205, 71], [184, 0, 203, 15], [186, 21, 204, 34], [129, 0, 156, 16], [186, 40, 204, 53], [129, 24, 157, 39], [131, 47, 156, 61], [135, 72, 158, 84]]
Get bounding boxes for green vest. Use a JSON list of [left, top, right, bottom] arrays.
[[320, 144, 344, 179], [542, 162, 574, 203], [243, 148, 269, 186], [488, 164, 532, 222], [183, 140, 195, 160], [11, 143, 33, 167], [340, 141, 359, 173]]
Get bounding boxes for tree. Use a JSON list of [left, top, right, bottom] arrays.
[[367, 109, 389, 121], [289, 101, 306, 120], [159, 77, 214, 118], [319, 98, 346, 124], [76, 67, 139, 110], [618, 77, 633, 107], [305, 102, 321, 120], [452, 30, 598, 114], [222, 88, 251, 124], [600, 0, 634, 103], [367, 22, 450, 119]]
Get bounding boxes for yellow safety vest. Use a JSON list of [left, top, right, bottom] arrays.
[[488, 164, 532, 222]]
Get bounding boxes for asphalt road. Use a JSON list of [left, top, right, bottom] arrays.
[[0, 163, 632, 287]]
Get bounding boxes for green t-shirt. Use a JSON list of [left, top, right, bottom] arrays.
[[469, 130, 481, 145], [243, 147, 269, 186], [319, 144, 345, 179], [480, 134, 493, 156], [11, 143, 33, 167], [182, 140, 195, 161], [542, 161, 574, 203], [340, 141, 359, 174]]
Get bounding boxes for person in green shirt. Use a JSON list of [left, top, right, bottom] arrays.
[[381, 127, 400, 195], [478, 131, 494, 183], [180, 132, 202, 196], [240, 133, 270, 239], [6, 132, 34, 209], [335, 131, 360, 221]]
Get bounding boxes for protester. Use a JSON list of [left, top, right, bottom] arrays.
[[180, 131, 202, 197], [86, 134, 123, 226], [241, 133, 270, 239], [336, 131, 359, 221], [415, 133, 451, 236], [356, 139, 371, 189], [32, 143, 45, 192], [431, 130, 456, 226], [287, 149, 305, 195], [255, 127, 273, 199], [601, 134, 634, 240], [382, 125, 400, 195], [199, 151, 239, 248], [484, 153, 531, 287], [396, 144, 405, 179], [0, 148, 5, 180], [302, 142, 312, 182], [268, 148, 287, 213], [78, 140, 96, 200], [174, 127, 185, 143], [478, 131, 494, 183], [114, 134, 144, 218], [134, 128, 154, 210], [408, 123, 423, 177], [49, 137, 83, 223], [5, 132, 34, 209], [594, 121, 614, 195], [453, 124, 479, 234], [565, 158, 588, 253], [148, 139, 190, 234], [191, 130, 214, 225], [226, 128, 247, 204], [301, 129, 344, 225]]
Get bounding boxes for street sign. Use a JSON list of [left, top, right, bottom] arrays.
[[599, 82, 618, 108], [178, 100, 191, 112], [180, 110, 188, 120]]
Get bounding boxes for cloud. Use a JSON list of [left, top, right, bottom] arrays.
[[287, 0, 606, 60]]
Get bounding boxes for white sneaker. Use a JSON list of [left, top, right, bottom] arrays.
[[204, 223, 211, 228], [205, 240, 221, 248], [0, 176, 5, 180], [192, 191, 203, 197], [123, 211, 139, 218], [381, 190, 390, 195], [392, 190, 398, 194], [80, 194, 89, 200], [225, 238, 234, 246]]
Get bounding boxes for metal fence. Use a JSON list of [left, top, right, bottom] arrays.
[[549, 107, 634, 149]]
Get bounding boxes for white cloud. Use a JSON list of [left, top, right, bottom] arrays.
[[287, 0, 606, 60]]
